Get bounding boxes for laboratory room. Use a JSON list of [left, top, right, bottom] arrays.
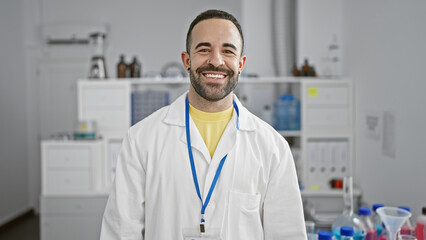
[[1, 0, 425, 240]]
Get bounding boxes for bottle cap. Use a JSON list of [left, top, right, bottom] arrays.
[[318, 230, 333, 240], [423, 206, 426, 215], [340, 226, 354, 237], [359, 206, 372, 216], [280, 94, 294, 101], [398, 206, 411, 212], [372, 203, 384, 212]]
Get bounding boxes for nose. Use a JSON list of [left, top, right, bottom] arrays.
[[208, 50, 224, 67]]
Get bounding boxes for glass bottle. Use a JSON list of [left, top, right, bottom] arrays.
[[416, 207, 426, 240], [341, 226, 354, 240], [398, 206, 415, 236], [117, 54, 128, 78], [372, 203, 385, 238], [332, 176, 367, 240], [359, 207, 377, 240], [129, 56, 142, 78], [318, 230, 334, 240]]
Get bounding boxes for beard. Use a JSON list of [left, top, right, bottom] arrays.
[[189, 64, 238, 102]]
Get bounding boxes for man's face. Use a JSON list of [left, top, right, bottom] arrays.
[[182, 18, 246, 102]]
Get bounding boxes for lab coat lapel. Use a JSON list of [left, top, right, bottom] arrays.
[[180, 117, 212, 164], [201, 110, 237, 200]]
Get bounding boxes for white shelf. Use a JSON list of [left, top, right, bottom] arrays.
[[301, 188, 362, 197], [278, 130, 302, 137]]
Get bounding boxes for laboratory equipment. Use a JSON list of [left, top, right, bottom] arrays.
[[273, 94, 300, 130], [88, 32, 108, 79], [377, 206, 411, 240], [341, 226, 355, 240], [306, 221, 315, 240], [318, 230, 334, 240], [416, 207, 426, 240], [74, 120, 97, 140], [398, 206, 415, 236], [373, 204, 385, 237], [332, 176, 367, 240], [359, 206, 377, 240]]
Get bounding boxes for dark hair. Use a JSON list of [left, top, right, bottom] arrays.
[[186, 9, 244, 55]]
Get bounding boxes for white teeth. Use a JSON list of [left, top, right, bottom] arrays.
[[205, 74, 225, 79]]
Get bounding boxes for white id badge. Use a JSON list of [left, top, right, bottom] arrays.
[[182, 228, 221, 240]]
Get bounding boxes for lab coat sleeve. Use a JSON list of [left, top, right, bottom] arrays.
[[262, 140, 307, 240], [100, 130, 146, 240]]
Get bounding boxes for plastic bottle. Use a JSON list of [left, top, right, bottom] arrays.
[[318, 230, 334, 240], [372, 203, 385, 238], [329, 34, 341, 78], [359, 207, 377, 240], [273, 94, 300, 131], [341, 226, 355, 240], [306, 220, 315, 240], [398, 206, 415, 236], [416, 207, 426, 240]]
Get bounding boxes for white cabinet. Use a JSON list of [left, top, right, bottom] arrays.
[[77, 81, 132, 136], [40, 140, 107, 240], [40, 196, 108, 240], [41, 140, 103, 195]]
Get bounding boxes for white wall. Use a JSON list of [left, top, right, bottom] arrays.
[[1, 0, 246, 223], [39, 0, 243, 77], [0, 0, 30, 225], [342, 0, 426, 220]]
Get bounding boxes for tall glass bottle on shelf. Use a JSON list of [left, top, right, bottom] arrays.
[[332, 176, 367, 240]]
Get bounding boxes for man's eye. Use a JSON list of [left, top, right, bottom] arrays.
[[198, 49, 209, 53], [224, 50, 236, 55]]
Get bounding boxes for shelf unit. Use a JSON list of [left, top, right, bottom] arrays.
[[77, 76, 354, 192]]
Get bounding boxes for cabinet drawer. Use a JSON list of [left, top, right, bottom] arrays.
[[306, 86, 348, 105], [83, 87, 127, 109], [41, 196, 108, 215], [306, 107, 349, 128], [46, 147, 90, 169], [46, 171, 91, 194]]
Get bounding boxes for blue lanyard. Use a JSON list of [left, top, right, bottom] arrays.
[[185, 96, 239, 232]]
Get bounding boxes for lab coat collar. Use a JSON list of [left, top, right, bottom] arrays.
[[163, 91, 256, 132]]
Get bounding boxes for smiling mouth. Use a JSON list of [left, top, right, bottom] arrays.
[[202, 72, 227, 79]]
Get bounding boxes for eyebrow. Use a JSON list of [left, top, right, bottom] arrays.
[[223, 43, 237, 51], [194, 42, 238, 51], [195, 42, 211, 49]]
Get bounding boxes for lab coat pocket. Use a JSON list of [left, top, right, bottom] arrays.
[[227, 191, 263, 240]]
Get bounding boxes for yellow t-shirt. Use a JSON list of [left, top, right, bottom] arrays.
[[189, 104, 234, 158]]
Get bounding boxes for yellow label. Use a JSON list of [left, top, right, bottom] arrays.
[[309, 185, 321, 190], [81, 124, 87, 130], [308, 87, 318, 97]]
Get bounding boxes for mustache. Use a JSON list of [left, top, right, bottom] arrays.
[[195, 64, 234, 76]]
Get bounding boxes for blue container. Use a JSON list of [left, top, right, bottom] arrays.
[[273, 94, 300, 130]]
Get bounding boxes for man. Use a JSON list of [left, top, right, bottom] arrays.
[[101, 9, 306, 239]]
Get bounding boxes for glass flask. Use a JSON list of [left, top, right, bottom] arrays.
[[332, 176, 367, 240]]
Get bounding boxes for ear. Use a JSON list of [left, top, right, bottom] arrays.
[[238, 54, 247, 74], [181, 51, 190, 71]]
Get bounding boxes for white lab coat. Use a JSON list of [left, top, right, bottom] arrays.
[[100, 92, 306, 240]]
